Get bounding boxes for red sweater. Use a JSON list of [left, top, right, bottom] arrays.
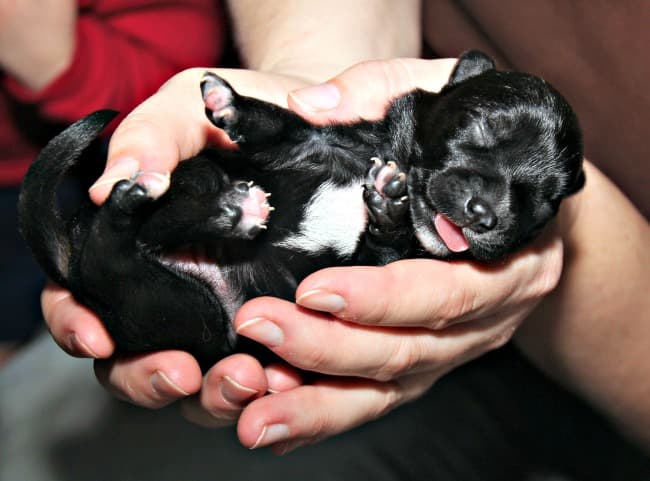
[[0, 0, 224, 186]]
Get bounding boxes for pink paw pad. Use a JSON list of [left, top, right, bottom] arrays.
[[203, 87, 234, 119], [238, 184, 272, 232], [373, 160, 404, 196]]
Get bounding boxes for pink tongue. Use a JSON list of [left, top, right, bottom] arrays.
[[434, 214, 469, 252]]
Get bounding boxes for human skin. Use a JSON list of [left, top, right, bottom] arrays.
[[0, 0, 77, 90], [40, 0, 650, 453]]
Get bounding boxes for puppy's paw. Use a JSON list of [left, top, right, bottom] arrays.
[[200, 72, 242, 142], [215, 181, 272, 239], [363, 157, 408, 232], [367, 157, 408, 198], [110, 171, 170, 214]]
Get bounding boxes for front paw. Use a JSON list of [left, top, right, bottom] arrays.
[[200, 72, 243, 142], [109, 171, 170, 215], [363, 157, 409, 233]]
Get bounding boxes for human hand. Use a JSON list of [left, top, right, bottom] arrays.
[[41, 59, 567, 453], [40, 58, 462, 422], [213, 58, 567, 453], [41, 67, 310, 414], [0, 0, 77, 90]]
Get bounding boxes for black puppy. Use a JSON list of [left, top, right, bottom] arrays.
[[18, 51, 584, 369]]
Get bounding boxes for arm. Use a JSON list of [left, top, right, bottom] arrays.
[[0, 0, 76, 91], [2, 0, 223, 121], [515, 162, 650, 449], [228, 0, 422, 81]]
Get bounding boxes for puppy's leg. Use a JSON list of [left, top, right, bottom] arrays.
[[201, 72, 312, 147], [137, 157, 272, 249], [75, 174, 234, 367], [356, 157, 413, 264]]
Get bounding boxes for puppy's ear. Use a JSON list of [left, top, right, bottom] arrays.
[[448, 50, 496, 86]]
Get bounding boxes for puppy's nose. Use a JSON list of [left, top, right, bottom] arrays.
[[464, 197, 497, 232]]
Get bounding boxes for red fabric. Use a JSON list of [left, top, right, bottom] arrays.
[[0, 0, 224, 186]]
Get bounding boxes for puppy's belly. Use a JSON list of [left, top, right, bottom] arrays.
[[160, 254, 242, 344], [273, 180, 367, 258]]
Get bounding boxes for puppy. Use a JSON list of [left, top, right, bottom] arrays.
[[18, 51, 584, 369]]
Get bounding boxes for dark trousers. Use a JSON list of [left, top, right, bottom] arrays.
[[0, 185, 45, 342]]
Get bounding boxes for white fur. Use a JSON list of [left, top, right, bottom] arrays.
[[274, 181, 367, 257]]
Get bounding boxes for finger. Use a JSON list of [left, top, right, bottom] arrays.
[[180, 354, 268, 428], [41, 282, 114, 358], [288, 58, 457, 123], [237, 371, 436, 451], [88, 68, 226, 205], [179, 360, 304, 428], [94, 350, 202, 409], [89, 68, 308, 205], [234, 296, 523, 381], [295, 234, 564, 329]]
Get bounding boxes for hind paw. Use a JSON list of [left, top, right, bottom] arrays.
[[201, 72, 242, 142], [211, 181, 272, 239]]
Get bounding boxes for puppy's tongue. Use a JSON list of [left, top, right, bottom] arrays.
[[434, 213, 469, 252]]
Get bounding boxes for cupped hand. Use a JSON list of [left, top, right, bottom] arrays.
[[223, 58, 567, 453], [41, 58, 568, 452], [41, 67, 310, 415]]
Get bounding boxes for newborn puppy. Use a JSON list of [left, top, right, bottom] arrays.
[[18, 51, 584, 369]]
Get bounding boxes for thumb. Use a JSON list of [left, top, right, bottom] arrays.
[[88, 68, 230, 205], [287, 58, 457, 124]]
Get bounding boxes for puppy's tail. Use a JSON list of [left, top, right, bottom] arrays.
[[17, 110, 118, 287]]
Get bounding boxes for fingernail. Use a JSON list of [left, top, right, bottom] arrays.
[[150, 370, 190, 397], [296, 289, 347, 313], [89, 157, 140, 193], [250, 424, 290, 449], [289, 83, 340, 112], [66, 333, 98, 358], [134, 170, 171, 199], [219, 375, 259, 405], [236, 317, 284, 347]]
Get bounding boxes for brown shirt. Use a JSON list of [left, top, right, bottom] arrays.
[[424, 0, 649, 216]]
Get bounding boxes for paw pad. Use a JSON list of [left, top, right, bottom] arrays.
[[367, 157, 407, 199], [233, 181, 273, 236], [201, 72, 236, 126]]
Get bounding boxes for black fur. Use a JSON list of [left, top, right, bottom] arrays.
[[18, 52, 584, 369]]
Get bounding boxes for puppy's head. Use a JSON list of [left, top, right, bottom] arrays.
[[409, 51, 584, 261]]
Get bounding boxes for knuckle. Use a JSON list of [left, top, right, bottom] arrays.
[[537, 252, 564, 296], [520, 239, 565, 300], [120, 377, 142, 404], [373, 384, 402, 419], [373, 337, 420, 381], [293, 342, 331, 372], [486, 324, 518, 351], [432, 282, 480, 329], [300, 389, 333, 437]]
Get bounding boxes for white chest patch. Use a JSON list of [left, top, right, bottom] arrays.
[[274, 181, 367, 258]]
